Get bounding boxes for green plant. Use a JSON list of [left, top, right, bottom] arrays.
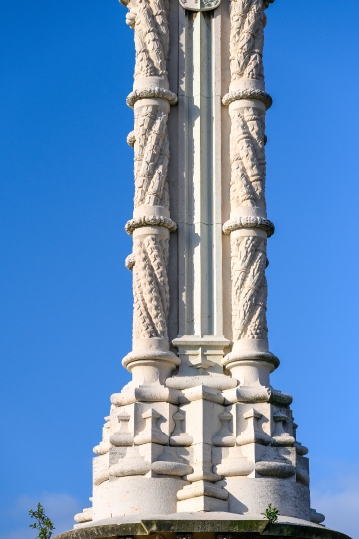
[[262, 503, 279, 523], [29, 503, 55, 539]]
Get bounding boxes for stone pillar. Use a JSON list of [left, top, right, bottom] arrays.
[[60, 1, 351, 538], [221, 0, 279, 388], [122, 0, 180, 386]]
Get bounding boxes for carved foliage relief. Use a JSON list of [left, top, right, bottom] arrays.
[[228, 0, 270, 343], [125, 0, 172, 343], [231, 235, 268, 341], [229, 105, 268, 341], [134, 104, 170, 209], [230, 106, 266, 211], [133, 235, 170, 340], [127, 0, 169, 80], [229, 0, 266, 82]]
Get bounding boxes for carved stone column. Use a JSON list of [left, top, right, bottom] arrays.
[[222, 0, 279, 388], [122, 0, 180, 386], [60, 0, 350, 537]]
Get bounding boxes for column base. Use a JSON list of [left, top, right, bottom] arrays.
[[123, 349, 180, 385]]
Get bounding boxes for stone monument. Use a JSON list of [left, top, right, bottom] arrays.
[[56, 1, 351, 538]]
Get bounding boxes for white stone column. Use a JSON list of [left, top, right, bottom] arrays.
[[71, 0, 330, 531], [121, 0, 180, 386], [221, 0, 279, 388]]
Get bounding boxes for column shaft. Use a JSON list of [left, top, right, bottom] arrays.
[[174, 9, 229, 376]]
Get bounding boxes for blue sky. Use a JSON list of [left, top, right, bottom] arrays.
[[0, 1, 358, 538]]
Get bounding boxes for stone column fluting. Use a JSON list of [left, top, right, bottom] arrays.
[[122, 0, 180, 386], [222, 0, 279, 388]]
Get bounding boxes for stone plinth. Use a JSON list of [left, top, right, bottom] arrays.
[[56, 515, 351, 539]]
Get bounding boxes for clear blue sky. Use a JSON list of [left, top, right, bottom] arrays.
[[1, 1, 358, 538]]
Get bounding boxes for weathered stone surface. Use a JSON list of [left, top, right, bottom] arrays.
[[55, 516, 351, 539], [55, 0, 350, 538]]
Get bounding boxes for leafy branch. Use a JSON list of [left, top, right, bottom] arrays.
[[29, 503, 55, 539]]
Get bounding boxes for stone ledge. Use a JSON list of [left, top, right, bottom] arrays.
[[54, 516, 352, 539]]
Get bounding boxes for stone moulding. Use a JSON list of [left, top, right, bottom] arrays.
[[73, 508, 92, 525], [222, 89, 273, 109], [125, 216, 177, 235], [214, 457, 254, 477], [127, 88, 178, 108], [222, 350, 280, 370], [256, 460, 296, 478], [223, 217, 275, 237], [54, 517, 352, 539], [111, 382, 180, 406], [122, 349, 181, 369], [151, 461, 193, 476], [270, 389, 293, 406], [93, 470, 109, 486]]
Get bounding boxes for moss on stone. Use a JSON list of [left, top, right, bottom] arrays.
[[54, 519, 352, 539]]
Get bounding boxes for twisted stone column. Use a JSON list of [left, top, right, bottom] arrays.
[[222, 0, 278, 386], [122, 0, 179, 385]]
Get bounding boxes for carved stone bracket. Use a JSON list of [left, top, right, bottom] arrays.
[[236, 408, 272, 446], [109, 411, 134, 447], [134, 408, 169, 445], [170, 411, 193, 447], [212, 411, 236, 447]]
